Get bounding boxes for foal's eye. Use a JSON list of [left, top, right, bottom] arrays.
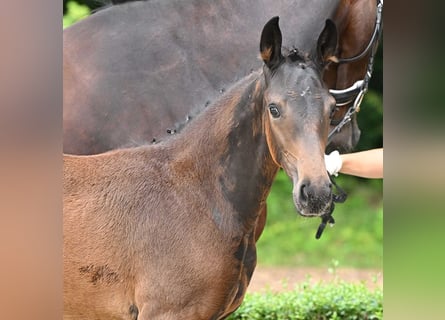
[[268, 104, 281, 118]]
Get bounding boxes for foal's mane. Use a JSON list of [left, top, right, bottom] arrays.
[[120, 47, 315, 150], [167, 48, 314, 133]]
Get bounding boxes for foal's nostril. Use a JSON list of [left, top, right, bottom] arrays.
[[300, 184, 308, 202], [299, 181, 332, 202]]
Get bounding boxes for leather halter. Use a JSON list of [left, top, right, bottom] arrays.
[[327, 0, 383, 143]]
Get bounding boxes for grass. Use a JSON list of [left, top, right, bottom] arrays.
[[227, 280, 383, 320], [257, 170, 383, 269]]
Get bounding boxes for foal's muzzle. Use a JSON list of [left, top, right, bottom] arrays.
[[293, 179, 333, 217]]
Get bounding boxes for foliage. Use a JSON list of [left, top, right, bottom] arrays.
[[356, 38, 383, 151], [63, 0, 103, 15], [356, 90, 383, 151], [227, 281, 383, 320], [63, 1, 91, 28]]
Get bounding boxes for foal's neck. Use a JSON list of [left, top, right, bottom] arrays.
[[169, 72, 279, 234]]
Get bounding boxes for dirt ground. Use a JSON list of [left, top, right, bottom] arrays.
[[247, 266, 383, 293]]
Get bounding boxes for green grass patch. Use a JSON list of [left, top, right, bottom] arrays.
[[257, 171, 382, 269], [228, 281, 383, 320], [63, 1, 90, 28]]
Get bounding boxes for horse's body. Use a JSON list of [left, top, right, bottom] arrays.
[[64, 17, 337, 319], [63, 0, 378, 155]]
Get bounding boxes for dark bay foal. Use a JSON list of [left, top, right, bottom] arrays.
[[64, 17, 337, 319]]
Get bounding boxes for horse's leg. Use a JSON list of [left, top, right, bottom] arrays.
[[137, 296, 222, 320], [137, 307, 218, 320], [217, 229, 257, 320], [136, 305, 193, 320], [254, 204, 267, 242]]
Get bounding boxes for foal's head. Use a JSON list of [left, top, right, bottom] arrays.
[[260, 17, 337, 217]]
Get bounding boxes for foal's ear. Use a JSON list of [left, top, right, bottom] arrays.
[[260, 16, 283, 70], [316, 19, 338, 65]]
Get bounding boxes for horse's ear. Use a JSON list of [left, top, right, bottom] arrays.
[[260, 16, 284, 70], [316, 19, 338, 65]]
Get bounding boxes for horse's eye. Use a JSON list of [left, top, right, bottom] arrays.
[[268, 104, 281, 118]]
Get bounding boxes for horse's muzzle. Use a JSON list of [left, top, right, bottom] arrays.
[[292, 179, 333, 217]]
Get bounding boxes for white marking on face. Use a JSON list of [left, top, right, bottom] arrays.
[[300, 86, 311, 97]]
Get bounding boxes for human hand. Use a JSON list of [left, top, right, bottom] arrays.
[[324, 150, 342, 176]]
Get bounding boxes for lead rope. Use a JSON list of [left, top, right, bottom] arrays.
[[315, 174, 348, 239]]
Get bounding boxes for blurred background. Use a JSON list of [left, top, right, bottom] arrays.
[[63, 0, 383, 272]]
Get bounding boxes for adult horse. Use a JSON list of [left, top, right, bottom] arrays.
[[63, 0, 381, 155], [64, 17, 338, 319]]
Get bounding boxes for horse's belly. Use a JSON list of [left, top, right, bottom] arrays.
[[64, 270, 136, 320]]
